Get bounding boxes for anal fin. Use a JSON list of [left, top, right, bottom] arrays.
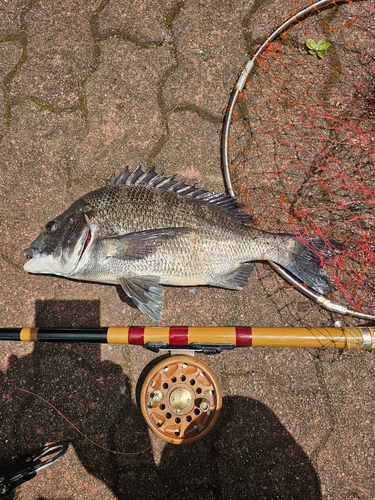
[[208, 262, 255, 290], [119, 275, 163, 321]]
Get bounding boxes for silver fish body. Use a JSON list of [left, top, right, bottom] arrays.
[[24, 165, 331, 320]]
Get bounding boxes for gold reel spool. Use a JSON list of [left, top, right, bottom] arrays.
[[140, 355, 222, 444]]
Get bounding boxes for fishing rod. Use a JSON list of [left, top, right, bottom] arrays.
[[1, 325, 373, 444], [2, 323, 374, 445], [1, 325, 374, 350]]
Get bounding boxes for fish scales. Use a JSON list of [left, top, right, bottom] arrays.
[[82, 185, 253, 281], [24, 165, 334, 321], [84, 185, 267, 273]]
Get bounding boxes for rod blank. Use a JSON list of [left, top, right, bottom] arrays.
[[0, 326, 373, 350]]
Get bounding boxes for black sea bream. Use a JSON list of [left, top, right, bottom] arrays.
[[24, 165, 332, 321]]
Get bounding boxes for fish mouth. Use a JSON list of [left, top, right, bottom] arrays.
[[24, 247, 40, 259]]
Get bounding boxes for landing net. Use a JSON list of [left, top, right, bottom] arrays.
[[222, 0, 374, 321]]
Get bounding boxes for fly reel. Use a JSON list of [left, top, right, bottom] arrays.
[[140, 355, 222, 444]]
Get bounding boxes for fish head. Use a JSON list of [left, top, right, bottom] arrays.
[[24, 202, 95, 277]]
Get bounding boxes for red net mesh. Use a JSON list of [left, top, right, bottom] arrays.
[[227, 0, 374, 318]]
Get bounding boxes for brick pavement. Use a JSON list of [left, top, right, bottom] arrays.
[[0, 1, 373, 499]]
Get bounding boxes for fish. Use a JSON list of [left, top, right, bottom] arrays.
[[24, 164, 333, 321]]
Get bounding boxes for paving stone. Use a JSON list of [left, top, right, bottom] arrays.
[[153, 110, 222, 190], [316, 350, 375, 499], [11, 1, 97, 109], [71, 39, 173, 176], [98, 0, 171, 43], [0, 0, 29, 35], [0, 41, 21, 137], [162, 0, 250, 117]]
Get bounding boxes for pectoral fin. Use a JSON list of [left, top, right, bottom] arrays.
[[118, 275, 163, 321], [103, 227, 191, 261]]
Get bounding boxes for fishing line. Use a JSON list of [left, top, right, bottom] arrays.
[[16, 388, 151, 456]]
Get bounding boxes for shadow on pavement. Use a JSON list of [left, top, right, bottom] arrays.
[[0, 301, 321, 499]]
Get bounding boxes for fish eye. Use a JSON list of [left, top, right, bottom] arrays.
[[44, 221, 57, 234]]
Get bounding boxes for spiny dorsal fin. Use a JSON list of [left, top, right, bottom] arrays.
[[107, 164, 255, 225]]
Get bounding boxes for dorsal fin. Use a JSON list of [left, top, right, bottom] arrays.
[[107, 164, 255, 225]]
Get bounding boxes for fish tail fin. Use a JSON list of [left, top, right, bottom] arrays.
[[273, 235, 334, 295]]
